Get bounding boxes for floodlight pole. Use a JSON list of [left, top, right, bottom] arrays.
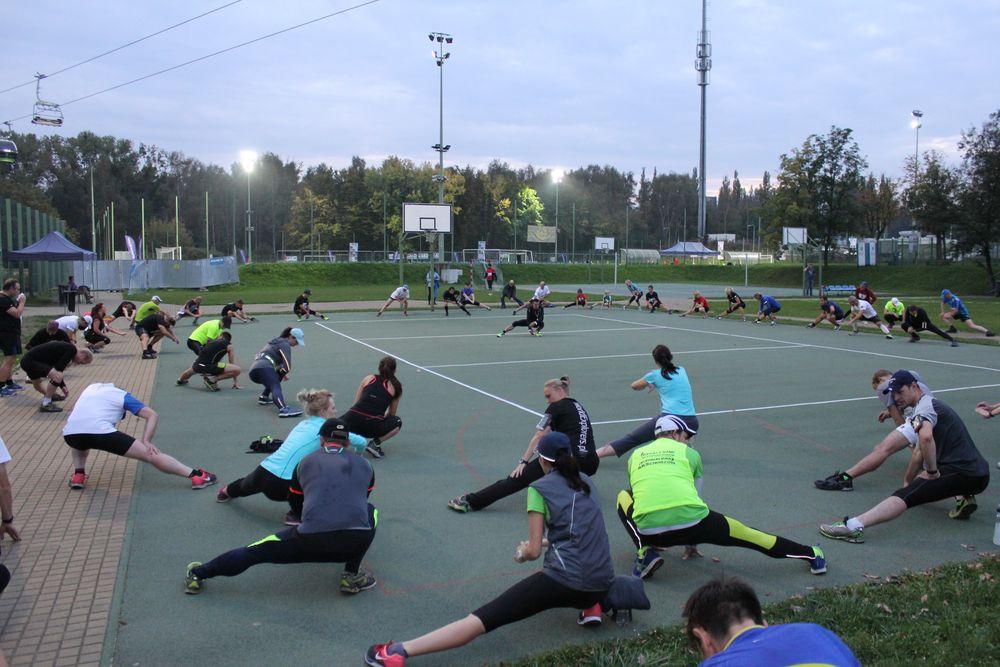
[[431, 31, 453, 275], [246, 171, 253, 264], [695, 0, 712, 241]]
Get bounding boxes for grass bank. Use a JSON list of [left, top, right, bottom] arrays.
[[504, 554, 1000, 667]]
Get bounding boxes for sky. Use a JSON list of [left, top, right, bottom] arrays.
[[3, 0, 1000, 195]]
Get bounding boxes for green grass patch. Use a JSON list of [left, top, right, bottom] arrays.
[[504, 554, 1000, 667]]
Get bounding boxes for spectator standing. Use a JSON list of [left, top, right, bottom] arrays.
[[803, 264, 815, 296], [0, 279, 27, 396]]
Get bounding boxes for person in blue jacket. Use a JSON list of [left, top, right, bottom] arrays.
[[752, 293, 781, 325], [940, 289, 994, 337]]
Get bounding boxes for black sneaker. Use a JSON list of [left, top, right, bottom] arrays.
[[946, 325, 958, 333], [814, 471, 853, 491], [987, 331, 996, 337], [365, 441, 385, 459]]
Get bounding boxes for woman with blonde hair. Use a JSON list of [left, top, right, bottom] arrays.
[[217, 388, 364, 525]]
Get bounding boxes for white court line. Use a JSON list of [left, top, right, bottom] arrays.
[[590, 382, 1000, 425], [573, 313, 1000, 374], [361, 325, 658, 341], [313, 322, 542, 417], [327, 312, 581, 325], [425, 344, 802, 369]]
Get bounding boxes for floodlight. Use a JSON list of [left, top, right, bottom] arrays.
[[551, 168, 564, 183], [428, 34, 434, 41], [445, 37, 453, 44], [239, 150, 257, 172]]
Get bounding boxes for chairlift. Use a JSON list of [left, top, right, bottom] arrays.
[[31, 74, 63, 127], [0, 122, 16, 167]]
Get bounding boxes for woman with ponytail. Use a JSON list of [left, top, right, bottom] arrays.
[[449, 376, 599, 513], [249, 327, 305, 418], [342, 356, 403, 459], [597, 344, 697, 459], [366, 432, 616, 666]]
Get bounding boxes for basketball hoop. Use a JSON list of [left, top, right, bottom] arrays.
[[424, 232, 438, 244]]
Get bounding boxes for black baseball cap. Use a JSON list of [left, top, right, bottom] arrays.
[[304, 289, 311, 294], [319, 417, 349, 442], [536, 431, 570, 461], [882, 370, 918, 395]]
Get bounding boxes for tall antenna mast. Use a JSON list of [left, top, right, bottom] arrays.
[[695, 0, 712, 239]]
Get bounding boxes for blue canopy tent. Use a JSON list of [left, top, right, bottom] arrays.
[[660, 241, 717, 256], [4, 231, 96, 308]]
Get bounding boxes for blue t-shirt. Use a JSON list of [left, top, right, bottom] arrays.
[[461, 287, 474, 298], [942, 295, 969, 317], [760, 295, 781, 311], [642, 367, 695, 416], [626, 282, 642, 294], [260, 416, 366, 480], [823, 301, 845, 319], [699, 624, 859, 667]]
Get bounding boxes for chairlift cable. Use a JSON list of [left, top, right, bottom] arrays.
[[1, 0, 381, 126], [0, 0, 246, 96]]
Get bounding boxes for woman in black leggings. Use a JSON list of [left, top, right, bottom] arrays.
[[366, 432, 618, 666], [448, 376, 598, 513], [341, 356, 403, 459]]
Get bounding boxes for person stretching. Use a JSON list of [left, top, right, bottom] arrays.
[[377, 285, 410, 317], [498, 297, 545, 337], [341, 357, 403, 459], [499, 280, 523, 310], [622, 279, 644, 310], [135, 312, 179, 359], [883, 297, 905, 331], [108, 300, 137, 329], [441, 286, 470, 316], [250, 327, 305, 418], [618, 416, 827, 578], [844, 295, 893, 339], [902, 304, 958, 346], [186, 317, 232, 356], [717, 287, 748, 321], [680, 291, 710, 318], [186, 417, 378, 596], [752, 293, 781, 325], [24, 320, 69, 350], [175, 297, 203, 325], [644, 285, 663, 313], [294, 289, 329, 321], [19, 342, 93, 412], [217, 390, 364, 525], [562, 289, 590, 309], [63, 382, 217, 490], [807, 295, 845, 330], [221, 299, 254, 323], [176, 331, 242, 391], [940, 289, 995, 337], [514, 282, 552, 313], [459, 282, 491, 312], [366, 432, 618, 666]]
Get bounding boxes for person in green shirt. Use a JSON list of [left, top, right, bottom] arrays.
[[186, 317, 232, 355], [134, 296, 163, 323], [617, 415, 827, 579], [883, 297, 905, 331]]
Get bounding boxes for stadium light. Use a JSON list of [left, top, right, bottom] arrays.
[[910, 109, 923, 178], [239, 150, 257, 262]]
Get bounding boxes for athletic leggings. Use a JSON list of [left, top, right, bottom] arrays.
[[510, 319, 543, 331], [626, 293, 642, 307], [472, 571, 607, 633], [225, 465, 302, 515], [500, 295, 524, 309], [466, 454, 599, 511], [249, 366, 287, 409], [192, 514, 376, 580], [902, 319, 955, 343], [617, 493, 815, 561], [444, 300, 470, 316], [295, 306, 319, 316], [609, 414, 699, 457], [891, 471, 989, 508]]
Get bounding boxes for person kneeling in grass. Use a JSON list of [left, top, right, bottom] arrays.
[[820, 370, 990, 543], [366, 432, 626, 666], [617, 416, 826, 579], [684, 577, 859, 666], [185, 417, 378, 596]]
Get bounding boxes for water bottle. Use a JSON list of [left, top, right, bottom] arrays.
[[994, 506, 1000, 547]]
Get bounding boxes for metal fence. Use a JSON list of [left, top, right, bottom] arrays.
[[0, 197, 70, 297], [70, 257, 239, 292]]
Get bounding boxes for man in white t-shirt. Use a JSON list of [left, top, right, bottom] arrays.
[[514, 281, 553, 314], [815, 368, 933, 492], [0, 434, 20, 596], [376, 285, 410, 318], [845, 296, 892, 339], [55, 314, 91, 343]]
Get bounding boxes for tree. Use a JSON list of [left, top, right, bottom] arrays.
[[859, 173, 900, 241], [956, 109, 1000, 295], [771, 127, 868, 265], [904, 152, 958, 258]]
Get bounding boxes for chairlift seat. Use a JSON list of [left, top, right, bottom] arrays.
[[0, 138, 16, 164], [32, 100, 63, 127]]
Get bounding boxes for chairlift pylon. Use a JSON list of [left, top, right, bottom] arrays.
[[0, 121, 16, 167], [31, 74, 63, 127]]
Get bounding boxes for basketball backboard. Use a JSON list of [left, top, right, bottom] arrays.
[[594, 236, 615, 251], [403, 203, 453, 233]]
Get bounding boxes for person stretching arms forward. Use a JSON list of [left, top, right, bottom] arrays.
[[377, 285, 410, 317], [250, 327, 305, 418], [680, 291, 710, 318], [940, 289, 995, 337], [844, 295, 893, 339]]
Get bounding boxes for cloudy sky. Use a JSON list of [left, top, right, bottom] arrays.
[[3, 1, 999, 193]]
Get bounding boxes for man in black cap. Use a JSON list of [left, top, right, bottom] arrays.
[[497, 297, 544, 337], [185, 417, 378, 595], [293, 289, 328, 321], [820, 370, 990, 543]]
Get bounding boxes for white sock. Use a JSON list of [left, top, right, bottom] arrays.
[[41, 397, 52, 406], [880, 324, 891, 335], [846, 517, 864, 531]]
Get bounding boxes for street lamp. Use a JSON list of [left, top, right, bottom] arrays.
[[552, 168, 563, 259], [239, 149, 257, 263], [910, 109, 923, 180]]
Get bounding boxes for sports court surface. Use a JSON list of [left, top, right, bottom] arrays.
[[109, 309, 999, 665]]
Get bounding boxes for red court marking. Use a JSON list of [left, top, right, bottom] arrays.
[[378, 567, 530, 597], [747, 414, 836, 454], [455, 408, 490, 484]]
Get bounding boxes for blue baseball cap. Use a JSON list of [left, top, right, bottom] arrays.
[[941, 289, 952, 300], [881, 370, 918, 395], [290, 327, 305, 346], [536, 432, 571, 462]]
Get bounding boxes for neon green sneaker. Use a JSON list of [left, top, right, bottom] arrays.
[[185, 562, 204, 594], [819, 519, 864, 543], [948, 496, 977, 520]]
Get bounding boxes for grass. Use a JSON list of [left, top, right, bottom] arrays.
[[503, 554, 1000, 667]]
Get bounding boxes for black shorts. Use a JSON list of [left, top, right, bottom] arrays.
[[84, 330, 110, 345], [111, 306, 132, 319], [187, 339, 203, 355], [342, 411, 402, 439], [892, 471, 989, 508], [953, 313, 970, 322], [0, 331, 21, 357], [193, 361, 225, 376], [135, 326, 148, 338], [64, 431, 136, 456], [20, 359, 51, 381], [860, 315, 881, 323], [472, 571, 606, 633]]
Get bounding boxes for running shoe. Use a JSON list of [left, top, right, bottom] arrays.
[[633, 547, 664, 579], [833, 324, 841, 331], [987, 331, 996, 337], [814, 471, 853, 491], [321, 315, 329, 321], [257, 394, 272, 405], [141, 350, 156, 359], [216, 485, 231, 503], [6, 382, 24, 391], [807, 323, 816, 328], [946, 325, 959, 333], [848, 331, 859, 336], [190, 469, 218, 489], [679, 313, 687, 318], [577, 603, 603, 627], [770, 320, 776, 326], [948, 496, 978, 520], [0, 386, 16, 397], [50, 394, 65, 402], [203, 375, 220, 392], [365, 441, 386, 459], [909, 334, 920, 342], [447, 495, 472, 513], [39, 403, 63, 413], [184, 562, 204, 595], [497, 331, 505, 337], [950, 341, 959, 347], [176, 378, 189, 385], [819, 518, 864, 543], [69, 472, 88, 490], [534, 331, 543, 337], [885, 334, 893, 340], [278, 406, 303, 418], [284, 511, 301, 526], [716, 315, 723, 320], [297, 317, 303, 322], [191, 319, 199, 325], [340, 570, 377, 594], [809, 546, 827, 575], [365, 643, 405, 666]]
